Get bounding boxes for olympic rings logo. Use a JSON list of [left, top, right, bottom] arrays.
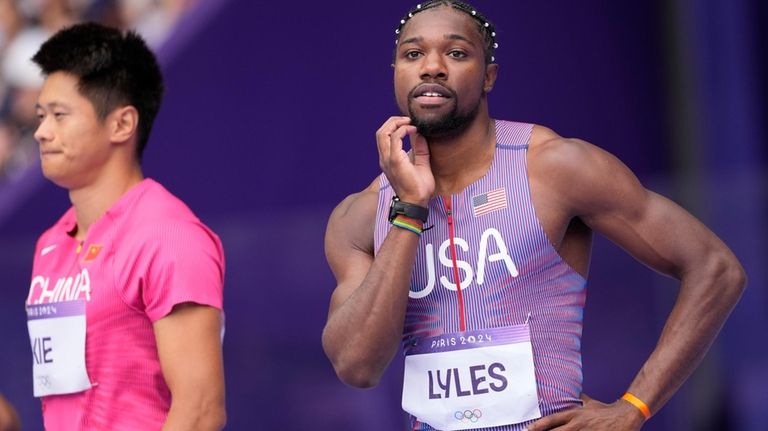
[[454, 408, 482, 423]]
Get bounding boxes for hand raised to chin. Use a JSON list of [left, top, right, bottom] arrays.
[[376, 116, 434, 206]]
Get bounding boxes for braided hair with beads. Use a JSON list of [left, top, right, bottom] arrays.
[[394, 1, 498, 63]]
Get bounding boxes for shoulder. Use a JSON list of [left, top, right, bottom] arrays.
[[115, 187, 223, 266], [326, 177, 381, 257], [119, 180, 221, 246], [528, 125, 598, 171], [328, 177, 380, 229], [527, 124, 632, 183], [123, 220, 223, 267], [526, 124, 646, 216], [130, 180, 200, 223]]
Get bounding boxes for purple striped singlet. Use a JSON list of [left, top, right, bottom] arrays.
[[374, 120, 587, 430]]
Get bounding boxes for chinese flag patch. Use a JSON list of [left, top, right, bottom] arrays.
[[83, 244, 103, 262]]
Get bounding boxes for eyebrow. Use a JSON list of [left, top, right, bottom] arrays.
[[400, 36, 423, 45], [399, 33, 476, 46], [35, 101, 70, 111]]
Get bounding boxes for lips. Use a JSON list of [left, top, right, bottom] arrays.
[[410, 83, 454, 107], [410, 83, 452, 99], [39, 148, 63, 157]]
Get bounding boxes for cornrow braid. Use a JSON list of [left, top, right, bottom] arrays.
[[394, 1, 498, 63]]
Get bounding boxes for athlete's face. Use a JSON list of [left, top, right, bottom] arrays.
[[393, 6, 497, 138], [34, 72, 113, 189]]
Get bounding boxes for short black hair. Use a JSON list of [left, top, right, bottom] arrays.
[[395, 0, 498, 64], [32, 22, 164, 159]]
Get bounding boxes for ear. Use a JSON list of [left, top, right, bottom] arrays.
[[483, 63, 498, 94], [109, 105, 139, 145]]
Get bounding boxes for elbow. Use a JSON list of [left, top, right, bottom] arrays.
[[206, 406, 227, 431], [322, 330, 382, 389], [710, 252, 747, 304], [192, 400, 227, 431], [198, 390, 227, 430], [332, 359, 382, 389], [170, 392, 227, 430], [194, 403, 226, 431], [726, 259, 747, 299]]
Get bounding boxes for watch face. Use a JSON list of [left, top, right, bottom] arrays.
[[389, 198, 400, 222]]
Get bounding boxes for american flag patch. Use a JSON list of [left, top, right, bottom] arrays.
[[472, 188, 507, 217]]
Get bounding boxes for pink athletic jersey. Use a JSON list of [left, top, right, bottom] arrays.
[[26, 178, 225, 430], [374, 121, 587, 430]]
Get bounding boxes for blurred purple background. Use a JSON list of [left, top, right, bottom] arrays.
[[1, 0, 766, 429]]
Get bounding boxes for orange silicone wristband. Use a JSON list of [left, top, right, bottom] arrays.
[[621, 392, 651, 420]]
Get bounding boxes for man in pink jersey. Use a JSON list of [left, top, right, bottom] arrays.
[[322, 1, 746, 430], [26, 23, 226, 430]]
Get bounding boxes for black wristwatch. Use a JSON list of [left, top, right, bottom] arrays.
[[388, 196, 429, 223]]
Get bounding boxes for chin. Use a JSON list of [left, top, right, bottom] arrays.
[[409, 101, 478, 138], [41, 169, 73, 189], [412, 116, 470, 138]]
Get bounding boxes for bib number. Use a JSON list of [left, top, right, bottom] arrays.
[[402, 325, 541, 430], [27, 300, 92, 397]]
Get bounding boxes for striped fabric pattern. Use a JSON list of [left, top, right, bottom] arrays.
[[374, 120, 587, 431]]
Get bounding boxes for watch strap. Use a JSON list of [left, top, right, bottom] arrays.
[[389, 196, 429, 223]]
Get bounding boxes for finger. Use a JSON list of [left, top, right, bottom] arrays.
[[408, 129, 430, 167], [376, 116, 411, 163], [376, 116, 410, 137], [389, 125, 416, 164], [526, 410, 575, 431], [579, 392, 594, 405]]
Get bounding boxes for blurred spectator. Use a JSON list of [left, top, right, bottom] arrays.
[[0, 121, 33, 181], [0, 0, 23, 56], [117, 0, 198, 48], [0, 0, 198, 185], [1, 24, 48, 179]]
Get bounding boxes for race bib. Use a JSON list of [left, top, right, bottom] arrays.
[[402, 325, 541, 430], [27, 300, 92, 397]]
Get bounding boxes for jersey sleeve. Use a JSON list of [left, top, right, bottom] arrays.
[[130, 221, 225, 322]]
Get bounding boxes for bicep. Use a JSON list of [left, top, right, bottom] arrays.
[[584, 189, 725, 278], [153, 303, 225, 397], [566, 145, 724, 278], [324, 190, 377, 316]]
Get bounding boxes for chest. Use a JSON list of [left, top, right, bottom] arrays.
[[27, 239, 116, 323]]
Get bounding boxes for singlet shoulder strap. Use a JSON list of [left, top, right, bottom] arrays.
[[495, 120, 534, 149], [377, 172, 392, 193]]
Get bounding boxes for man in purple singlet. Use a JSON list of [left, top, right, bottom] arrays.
[[322, 1, 745, 430]]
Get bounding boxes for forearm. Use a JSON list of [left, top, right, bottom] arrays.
[[624, 253, 746, 416], [155, 305, 226, 431], [323, 227, 420, 387]]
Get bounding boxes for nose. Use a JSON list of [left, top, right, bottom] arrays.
[[34, 115, 52, 144], [419, 51, 447, 80]]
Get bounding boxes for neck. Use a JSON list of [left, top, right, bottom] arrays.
[[68, 161, 144, 240], [427, 114, 495, 197]]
